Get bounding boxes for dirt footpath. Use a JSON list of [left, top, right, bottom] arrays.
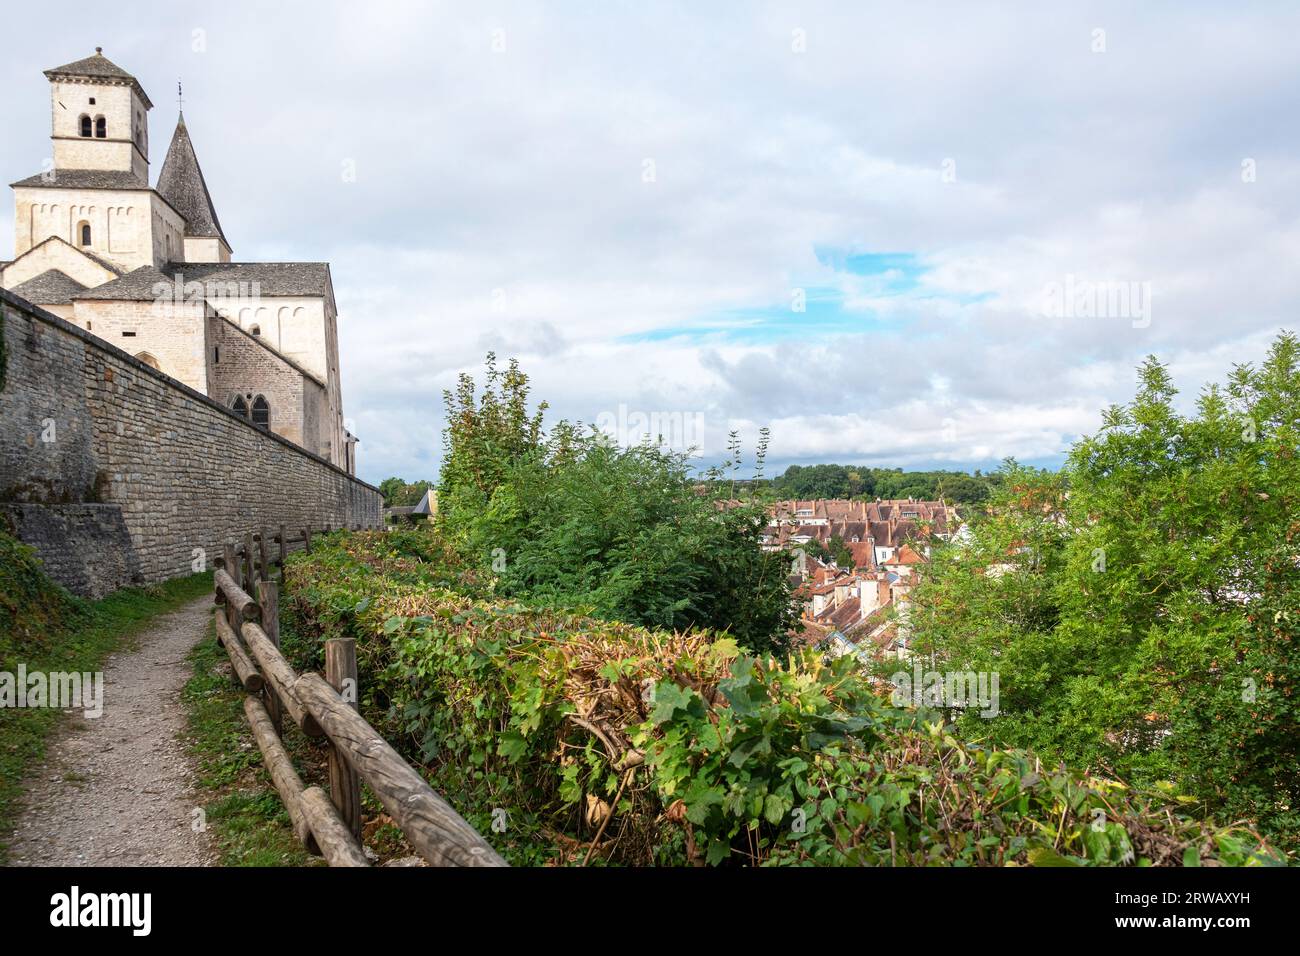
[[6, 595, 217, 866]]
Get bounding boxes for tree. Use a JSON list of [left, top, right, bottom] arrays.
[[437, 351, 548, 545], [378, 476, 407, 508], [379, 477, 435, 508], [438, 356, 798, 654], [906, 334, 1300, 851], [770, 463, 995, 504]]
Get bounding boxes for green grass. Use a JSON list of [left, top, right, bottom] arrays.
[[0, 561, 214, 862], [182, 622, 322, 867]]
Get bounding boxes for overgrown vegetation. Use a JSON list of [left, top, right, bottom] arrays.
[[0, 530, 211, 861], [434, 353, 796, 654], [907, 333, 1300, 854], [279, 529, 1284, 867]]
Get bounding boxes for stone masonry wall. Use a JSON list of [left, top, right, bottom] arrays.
[[206, 314, 314, 452], [0, 503, 140, 598], [0, 288, 381, 594]]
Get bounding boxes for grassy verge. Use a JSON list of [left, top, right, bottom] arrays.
[[183, 612, 422, 866], [0, 565, 213, 862], [181, 618, 323, 866]]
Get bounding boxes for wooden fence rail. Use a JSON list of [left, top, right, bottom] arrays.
[[211, 525, 506, 868]]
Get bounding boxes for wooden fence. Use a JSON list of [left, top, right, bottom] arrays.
[[211, 525, 506, 867]]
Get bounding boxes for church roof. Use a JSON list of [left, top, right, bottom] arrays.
[[73, 262, 333, 300], [11, 169, 146, 190], [6, 236, 127, 281], [44, 49, 153, 109], [9, 269, 88, 305], [164, 262, 332, 297], [71, 265, 170, 300], [157, 118, 229, 247]]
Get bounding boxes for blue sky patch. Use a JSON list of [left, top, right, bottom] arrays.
[[621, 249, 990, 345]]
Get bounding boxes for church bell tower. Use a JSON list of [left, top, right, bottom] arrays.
[[45, 48, 152, 185]]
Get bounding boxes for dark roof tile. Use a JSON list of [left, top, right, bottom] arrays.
[[74, 262, 332, 300], [11, 169, 147, 190], [8, 269, 88, 305], [157, 119, 228, 245], [44, 50, 152, 109], [165, 262, 331, 297]]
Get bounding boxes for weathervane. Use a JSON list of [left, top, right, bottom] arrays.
[[177, 80, 184, 114]]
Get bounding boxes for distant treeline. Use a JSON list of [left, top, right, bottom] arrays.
[[767, 463, 1002, 504]]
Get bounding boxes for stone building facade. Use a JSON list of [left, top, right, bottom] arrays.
[[0, 289, 381, 596], [0, 49, 359, 474]]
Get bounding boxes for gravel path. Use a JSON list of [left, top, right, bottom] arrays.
[[7, 595, 217, 866]]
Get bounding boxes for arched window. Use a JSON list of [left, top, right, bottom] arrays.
[[252, 396, 270, 430], [231, 396, 250, 420], [95, 116, 107, 138], [78, 221, 92, 247], [134, 352, 160, 370], [79, 115, 92, 137]]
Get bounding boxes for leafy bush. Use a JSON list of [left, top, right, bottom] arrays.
[[435, 354, 797, 654], [0, 530, 88, 664], [282, 531, 1284, 867], [907, 334, 1300, 853]]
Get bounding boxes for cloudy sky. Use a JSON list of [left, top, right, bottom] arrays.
[[4, 2, 1298, 485]]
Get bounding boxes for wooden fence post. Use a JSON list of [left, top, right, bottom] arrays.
[[325, 638, 363, 840], [278, 523, 287, 569], [223, 542, 241, 639], [259, 529, 270, 582], [244, 532, 256, 590], [225, 542, 240, 590], [258, 579, 283, 736], [303, 527, 312, 554]]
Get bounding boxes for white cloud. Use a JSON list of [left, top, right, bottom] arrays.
[[2, 2, 1298, 482]]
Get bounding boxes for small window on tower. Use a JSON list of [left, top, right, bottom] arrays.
[[252, 396, 270, 430], [249, 325, 261, 336], [89, 97, 96, 105], [79, 115, 92, 137], [79, 222, 92, 247], [213, 346, 220, 364], [95, 116, 106, 138], [232, 396, 250, 420]]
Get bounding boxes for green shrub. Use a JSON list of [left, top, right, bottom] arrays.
[[907, 335, 1300, 853], [434, 355, 797, 654], [0, 531, 89, 664], [283, 531, 1286, 867]]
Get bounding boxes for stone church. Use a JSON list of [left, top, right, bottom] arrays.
[[0, 49, 359, 474]]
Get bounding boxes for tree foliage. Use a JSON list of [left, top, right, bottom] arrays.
[[770, 463, 997, 504], [378, 477, 435, 509], [436, 355, 797, 653], [907, 333, 1300, 851]]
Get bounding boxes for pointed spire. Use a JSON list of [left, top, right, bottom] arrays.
[[157, 117, 228, 249]]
